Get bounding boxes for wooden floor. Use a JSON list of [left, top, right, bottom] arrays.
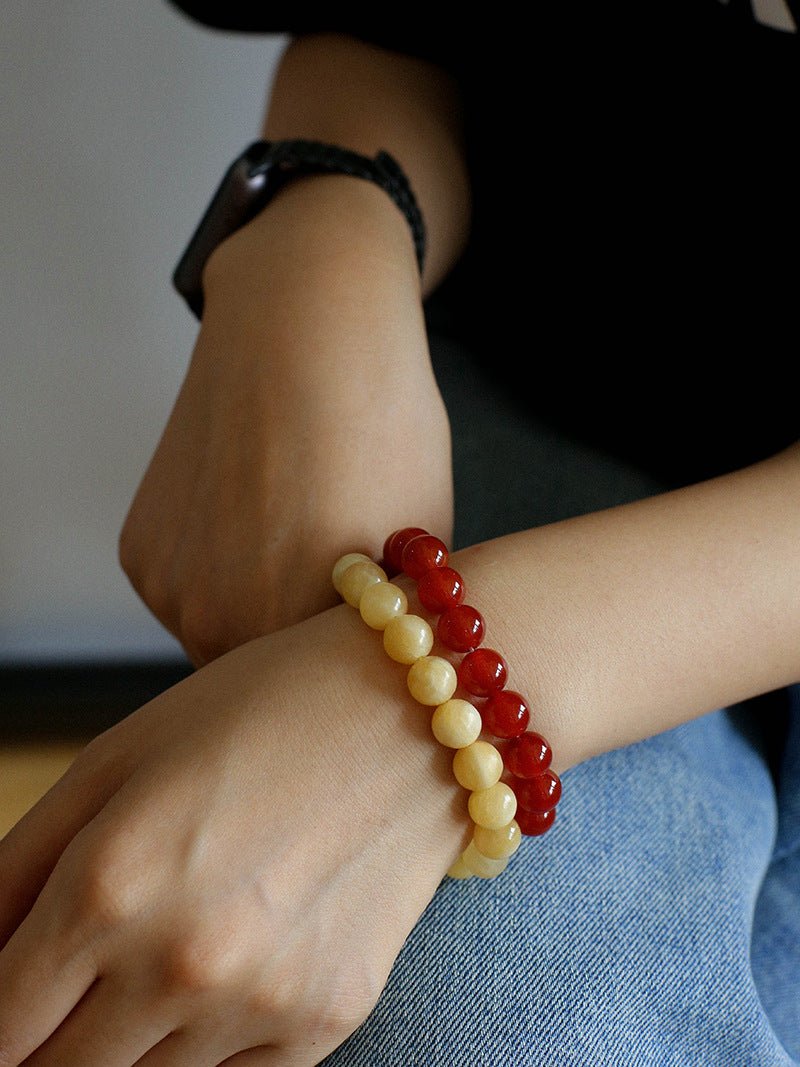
[[0, 741, 89, 838]]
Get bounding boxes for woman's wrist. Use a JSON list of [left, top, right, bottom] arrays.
[[121, 165, 454, 662], [194, 170, 436, 404], [278, 599, 472, 881], [334, 533, 564, 878], [200, 171, 423, 325]]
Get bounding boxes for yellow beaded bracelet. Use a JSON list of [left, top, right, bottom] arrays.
[[332, 528, 561, 881]]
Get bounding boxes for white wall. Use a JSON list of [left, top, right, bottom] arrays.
[[0, 1, 288, 664]]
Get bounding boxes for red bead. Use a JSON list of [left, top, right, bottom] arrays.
[[481, 690, 530, 739], [436, 604, 485, 653], [401, 534, 449, 580], [513, 770, 562, 812], [458, 648, 508, 696], [382, 527, 429, 575], [417, 566, 465, 613], [515, 807, 557, 837], [501, 732, 553, 777]]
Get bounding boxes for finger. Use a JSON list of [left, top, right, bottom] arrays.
[[132, 994, 286, 1067], [0, 889, 97, 1065], [23, 973, 175, 1067], [221, 1047, 309, 1067], [0, 739, 126, 948], [134, 1029, 245, 1067]]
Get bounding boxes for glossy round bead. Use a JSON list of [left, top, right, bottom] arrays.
[[407, 656, 458, 706], [501, 732, 553, 778], [401, 534, 449, 579], [339, 561, 387, 608], [436, 604, 485, 653], [417, 566, 465, 612], [468, 782, 517, 830], [452, 741, 503, 791], [446, 854, 474, 880], [430, 698, 482, 748], [458, 647, 508, 697], [481, 689, 530, 739], [382, 527, 429, 576], [382, 614, 434, 664], [513, 770, 562, 812], [473, 819, 522, 860], [461, 841, 509, 879], [515, 807, 557, 837], [331, 552, 373, 595], [358, 581, 408, 630]]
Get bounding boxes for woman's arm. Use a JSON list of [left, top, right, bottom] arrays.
[[258, 31, 470, 297], [118, 32, 469, 666], [452, 440, 800, 771], [1, 443, 797, 1065]]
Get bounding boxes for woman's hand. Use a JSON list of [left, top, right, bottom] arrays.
[[119, 176, 454, 668], [10, 444, 800, 1066], [0, 600, 469, 1067]]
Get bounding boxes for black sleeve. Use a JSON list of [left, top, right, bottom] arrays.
[[165, 3, 463, 74]]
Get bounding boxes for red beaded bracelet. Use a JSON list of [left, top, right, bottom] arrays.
[[332, 527, 561, 881]]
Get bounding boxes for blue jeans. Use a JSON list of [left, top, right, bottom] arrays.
[[323, 688, 800, 1065]]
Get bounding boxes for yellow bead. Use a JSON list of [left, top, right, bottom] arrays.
[[446, 855, 474, 880], [461, 841, 509, 879], [331, 552, 373, 595], [383, 614, 434, 664], [473, 819, 522, 859], [452, 741, 503, 791], [468, 782, 518, 830], [339, 560, 387, 608], [407, 656, 458, 706], [431, 699, 482, 748], [359, 581, 408, 629]]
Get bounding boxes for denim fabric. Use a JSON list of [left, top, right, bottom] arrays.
[[323, 695, 800, 1066], [752, 686, 800, 1057]]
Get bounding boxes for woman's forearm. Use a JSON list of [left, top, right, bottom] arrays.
[[448, 442, 800, 772], [120, 34, 469, 659]]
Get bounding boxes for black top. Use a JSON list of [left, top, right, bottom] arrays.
[[166, 4, 799, 486]]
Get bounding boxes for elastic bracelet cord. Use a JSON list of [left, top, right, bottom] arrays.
[[332, 527, 562, 881]]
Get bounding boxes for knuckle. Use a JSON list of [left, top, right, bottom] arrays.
[[247, 970, 378, 1047], [118, 521, 175, 625], [139, 572, 173, 626], [314, 966, 385, 1041], [160, 933, 240, 996], [66, 841, 140, 931], [246, 977, 298, 1022], [116, 516, 139, 579], [310, 997, 374, 1048], [123, 568, 169, 626], [178, 593, 230, 664]]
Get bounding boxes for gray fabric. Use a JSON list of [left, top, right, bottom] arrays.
[[428, 333, 666, 550]]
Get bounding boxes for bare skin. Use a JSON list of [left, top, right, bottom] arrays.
[[118, 34, 469, 665], [2, 446, 800, 1064], [2, 30, 798, 1067]]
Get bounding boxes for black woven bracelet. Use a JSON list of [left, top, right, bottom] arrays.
[[257, 139, 427, 276], [173, 138, 427, 319]]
